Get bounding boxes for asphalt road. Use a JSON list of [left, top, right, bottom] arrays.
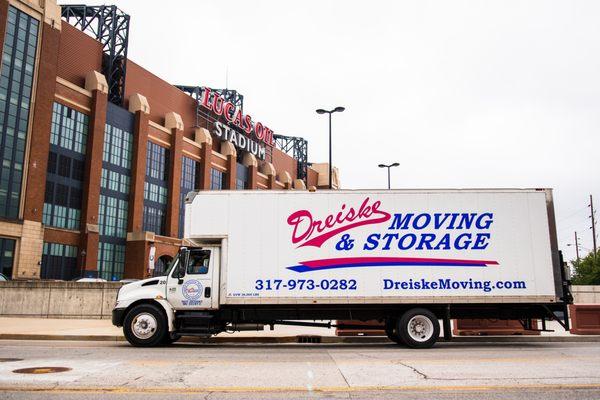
[[0, 340, 599, 399]]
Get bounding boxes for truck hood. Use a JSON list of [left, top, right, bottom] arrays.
[[116, 277, 167, 305]]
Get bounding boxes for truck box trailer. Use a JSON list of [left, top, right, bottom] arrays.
[[112, 189, 572, 348]]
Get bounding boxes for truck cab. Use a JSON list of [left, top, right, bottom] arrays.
[[112, 245, 223, 346]]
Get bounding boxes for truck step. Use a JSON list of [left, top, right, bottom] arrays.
[[175, 312, 220, 333], [177, 327, 215, 334], [176, 313, 214, 324]]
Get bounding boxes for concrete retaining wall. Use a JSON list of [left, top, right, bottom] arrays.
[[572, 286, 600, 304], [0, 281, 123, 319], [0, 283, 597, 320]]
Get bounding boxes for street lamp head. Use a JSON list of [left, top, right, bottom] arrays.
[[333, 106, 345, 113], [378, 164, 386, 168], [315, 109, 327, 114], [391, 162, 400, 167]]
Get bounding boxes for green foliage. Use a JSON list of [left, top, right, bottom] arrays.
[[571, 251, 600, 285]]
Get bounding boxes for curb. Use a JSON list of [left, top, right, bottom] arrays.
[[0, 334, 126, 342], [1, 333, 600, 343]]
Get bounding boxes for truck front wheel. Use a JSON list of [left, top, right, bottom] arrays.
[[123, 304, 167, 347], [397, 308, 439, 349]]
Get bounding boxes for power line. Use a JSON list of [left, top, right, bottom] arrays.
[[557, 206, 588, 223], [558, 219, 591, 233]]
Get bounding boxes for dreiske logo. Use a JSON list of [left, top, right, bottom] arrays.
[[182, 279, 203, 301]]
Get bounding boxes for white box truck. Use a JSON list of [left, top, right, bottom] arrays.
[[112, 189, 571, 348]]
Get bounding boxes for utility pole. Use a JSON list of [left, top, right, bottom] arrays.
[[590, 195, 597, 254], [574, 231, 580, 263], [315, 107, 345, 190]]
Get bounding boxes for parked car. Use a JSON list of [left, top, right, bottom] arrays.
[[119, 279, 139, 284], [75, 277, 107, 283], [0, 273, 8, 281]]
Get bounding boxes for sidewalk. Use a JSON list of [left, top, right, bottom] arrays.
[[1, 317, 599, 343]]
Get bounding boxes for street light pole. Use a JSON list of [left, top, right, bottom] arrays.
[[316, 107, 345, 189], [386, 167, 391, 190], [328, 112, 332, 190], [378, 163, 400, 189]]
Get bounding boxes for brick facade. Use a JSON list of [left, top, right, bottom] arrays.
[[23, 22, 60, 223]]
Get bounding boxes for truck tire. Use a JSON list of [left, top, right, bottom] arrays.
[[123, 304, 167, 347], [397, 308, 439, 349], [161, 334, 181, 345], [385, 318, 404, 345]]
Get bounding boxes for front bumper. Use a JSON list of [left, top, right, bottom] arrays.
[[112, 308, 126, 327]]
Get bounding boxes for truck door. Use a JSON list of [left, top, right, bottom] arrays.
[[166, 247, 220, 310]]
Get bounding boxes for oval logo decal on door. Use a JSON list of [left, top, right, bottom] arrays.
[[182, 279, 203, 305]]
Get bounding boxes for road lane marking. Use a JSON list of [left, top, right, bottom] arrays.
[[125, 355, 594, 367], [306, 362, 314, 393], [2, 383, 600, 394]]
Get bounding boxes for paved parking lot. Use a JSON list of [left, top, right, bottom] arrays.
[[1, 340, 599, 399]]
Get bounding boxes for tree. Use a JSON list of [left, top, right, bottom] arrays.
[[571, 251, 600, 285]]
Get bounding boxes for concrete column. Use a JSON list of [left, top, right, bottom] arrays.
[[194, 128, 212, 190], [124, 94, 150, 279], [242, 153, 258, 190], [127, 95, 150, 233], [259, 161, 276, 190], [220, 141, 237, 190], [278, 171, 292, 190], [165, 112, 184, 237], [79, 72, 109, 275], [293, 179, 307, 190], [248, 165, 258, 189], [225, 155, 236, 189], [124, 237, 150, 279], [166, 128, 183, 237], [198, 143, 212, 190]]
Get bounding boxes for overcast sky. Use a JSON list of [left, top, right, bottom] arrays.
[[61, 0, 599, 262]]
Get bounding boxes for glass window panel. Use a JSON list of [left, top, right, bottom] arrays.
[[0, 6, 38, 218], [211, 169, 224, 190], [40, 241, 79, 280]]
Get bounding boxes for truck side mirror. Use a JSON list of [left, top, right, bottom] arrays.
[[177, 249, 189, 281]]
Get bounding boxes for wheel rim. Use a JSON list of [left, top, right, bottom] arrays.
[[407, 315, 434, 342], [131, 313, 158, 340]]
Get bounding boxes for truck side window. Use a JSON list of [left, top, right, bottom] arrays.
[[187, 250, 211, 275], [169, 259, 180, 279]]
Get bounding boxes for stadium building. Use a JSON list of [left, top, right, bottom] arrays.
[[0, 0, 339, 281]]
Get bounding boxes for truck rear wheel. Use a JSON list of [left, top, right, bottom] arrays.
[[385, 318, 404, 345], [123, 304, 167, 347], [397, 308, 439, 349]]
